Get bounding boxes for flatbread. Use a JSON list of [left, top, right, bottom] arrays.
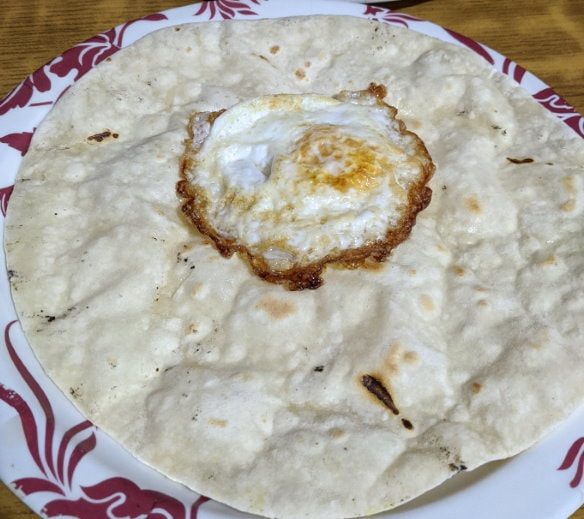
[[4, 16, 584, 519]]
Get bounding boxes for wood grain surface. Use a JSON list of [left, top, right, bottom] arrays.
[[0, 1, 583, 518]]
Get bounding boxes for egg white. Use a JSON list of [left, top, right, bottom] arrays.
[[183, 90, 429, 271]]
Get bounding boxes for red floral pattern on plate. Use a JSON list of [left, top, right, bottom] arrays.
[[43, 484, 210, 519], [194, 0, 266, 20], [558, 438, 584, 488], [501, 57, 527, 85], [0, 67, 53, 117], [0, 13, 168, 118], [363, 5, 421, 27], [0, 186, 14, 217], [443, 28, 496, 65], [0, 321, 211, 519], [50, 13, 168, 84], [534, 87, 584, 138], [0, 132, 34, 156]]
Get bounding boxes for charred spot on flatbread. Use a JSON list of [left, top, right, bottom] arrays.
[[401, 418, 414, 430], [506, 156, 534, 164], [178, 84, 434, 290], [361, 373, 400, 415], [87, 129, 119, 143]]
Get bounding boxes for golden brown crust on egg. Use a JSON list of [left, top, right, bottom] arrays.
[[365, 82, 388, 100], [178, 85, 434, 290]]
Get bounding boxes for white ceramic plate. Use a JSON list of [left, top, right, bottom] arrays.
[[1, 1, 583, 518]]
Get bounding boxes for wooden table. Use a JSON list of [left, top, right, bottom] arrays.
[[0, 1, 582, 518]]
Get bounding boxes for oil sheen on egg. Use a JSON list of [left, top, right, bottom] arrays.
[[179, 85, 434, 289]]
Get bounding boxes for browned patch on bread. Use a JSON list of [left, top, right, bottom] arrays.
[[177, 83, 434, 290], [409, 120, 422, 131], [383, 343, 418, 373], [419, 294, 435, 313], [295, 69, 306, 80], [453, 265, 466, 277], [527, 329, 549, 350], [186, 323, 198, 334], [403, 351, 419, 365], [561, 199, 577, 212], [270, 45, 280, 54], [527, 340, 543, 350], [463, 194, 482, 214], [541, 255, 558, 266], [181, 243, 196, 254], [471, 382, 483, 394], [208, 418, 228, 428], [383, 343, 404, 376], [562, 176, 577, 195], [329, 428, 346, 439], [256, 295, 296, 319]]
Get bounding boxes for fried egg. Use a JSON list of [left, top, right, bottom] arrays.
[[178, 84, 434, 290]]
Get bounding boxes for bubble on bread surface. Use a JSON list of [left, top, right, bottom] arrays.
[[178, 84, 435, 290]]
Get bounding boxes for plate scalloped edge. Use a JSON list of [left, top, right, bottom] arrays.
[[0, 2, 583, 519]]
